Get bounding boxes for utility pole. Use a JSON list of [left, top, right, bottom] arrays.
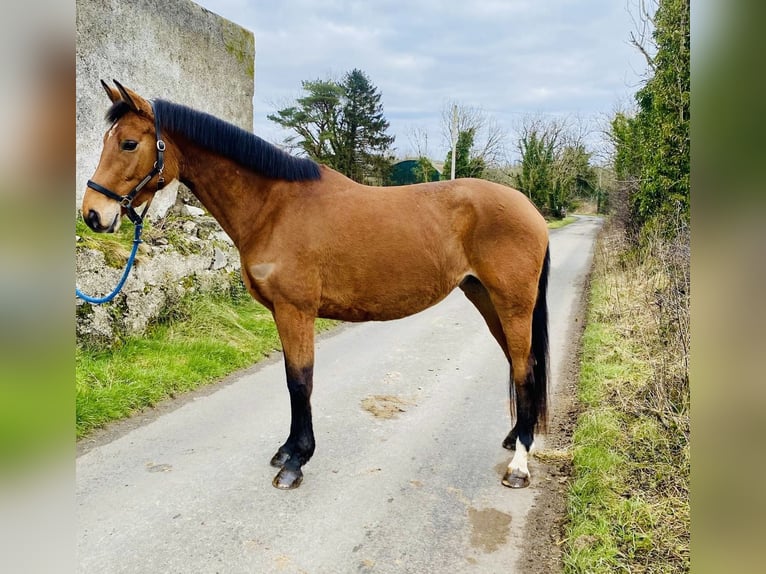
[[450, 104, 457, 180]]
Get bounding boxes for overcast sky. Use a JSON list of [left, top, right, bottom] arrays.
[[193, 0, 648, 163]]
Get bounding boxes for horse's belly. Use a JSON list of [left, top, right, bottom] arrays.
[[317, 296, 448, 322], [317, 273, 459, 322]]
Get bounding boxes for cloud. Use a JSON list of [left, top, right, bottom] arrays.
[[194, 0, 647, 159]]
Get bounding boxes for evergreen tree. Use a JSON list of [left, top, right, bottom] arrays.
[[339, 69, 395, 182], [268, 70, 394, 183], [267, 80, 344, 167]]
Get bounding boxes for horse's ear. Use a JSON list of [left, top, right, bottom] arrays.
[[101, 80, 120, 103], [113, 80, 139, 112]]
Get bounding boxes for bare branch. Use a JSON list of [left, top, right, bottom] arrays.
[[627, 0, 658, 72], [406, 126, 430, 159], [441, 100, 508, 167], [630, 31, 656, 71]]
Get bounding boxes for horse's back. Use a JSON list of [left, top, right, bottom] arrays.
[[305, 171, 549, 284]]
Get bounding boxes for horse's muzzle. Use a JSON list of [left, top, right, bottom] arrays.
[[85, 209, 118, 233]]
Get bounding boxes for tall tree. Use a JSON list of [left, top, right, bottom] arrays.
[[610, 0, 690, 231], [338, 69, 395, 182], [268, 70, 394, 183], [267, 80, 344, 166], [513, 113, 600, 217], [550, 144, 597, 217], [513, 116, 561, 209]]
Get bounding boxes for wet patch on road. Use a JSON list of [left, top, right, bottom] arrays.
[[468, 507, 512, 553]]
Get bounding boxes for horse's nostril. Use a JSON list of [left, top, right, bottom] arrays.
[[86, 209, 101, 231]]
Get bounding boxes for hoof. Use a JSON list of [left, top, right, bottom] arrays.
[[272, 467, 303, 490], [502, 469, 530, 489], [270, 449, 291, 468]]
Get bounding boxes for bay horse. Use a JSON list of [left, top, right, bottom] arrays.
[[81, 81, 550, 491]]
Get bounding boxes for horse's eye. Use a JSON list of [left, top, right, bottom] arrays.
[[120, 140, 138, 152]]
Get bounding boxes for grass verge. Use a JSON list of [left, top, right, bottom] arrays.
[[76, 291, 336, 438], [563, 222, 690, 573], [547, 215, 578, 229]]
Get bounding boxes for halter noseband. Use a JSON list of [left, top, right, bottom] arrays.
[[86, 101, 166, 225]]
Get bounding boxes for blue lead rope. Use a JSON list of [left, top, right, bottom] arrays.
[[75, 223, 143, 304]]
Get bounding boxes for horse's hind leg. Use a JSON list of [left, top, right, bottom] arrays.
[[460, 276, 509, 359], [499, 313, 539, 488], [270, 303, 316, 490], [483, 275, 548, 489], [471, 244, 549, 489], [496, 279, 549, 489], [459, 276, 519, 449]]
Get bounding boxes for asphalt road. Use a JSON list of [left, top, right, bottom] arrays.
[[77, 215, 602, 573]]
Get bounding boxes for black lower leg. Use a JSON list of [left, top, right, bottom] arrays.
[[501, 399, 534, 452], [503, 369, 519, 450], [513, 373, 538, 453], [272, 363, 315, 490], [502, 372, 538, 488]]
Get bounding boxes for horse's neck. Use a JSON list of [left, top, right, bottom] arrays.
[[177, 142, 277, 248]]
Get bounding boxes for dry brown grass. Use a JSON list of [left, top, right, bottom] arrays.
[[565, 214, 690, 573]]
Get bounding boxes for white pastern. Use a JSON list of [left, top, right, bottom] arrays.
[[508, 437, 536, 477]]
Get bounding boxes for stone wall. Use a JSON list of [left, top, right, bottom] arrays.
[[76, 0, 255, 206], [76, 213, 242, 343], [76, 0, 255, 343]]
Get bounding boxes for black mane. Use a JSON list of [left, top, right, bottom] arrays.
[[104, 99, 321, 182]]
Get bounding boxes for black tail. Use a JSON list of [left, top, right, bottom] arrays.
[[531, 244, 550, 432]]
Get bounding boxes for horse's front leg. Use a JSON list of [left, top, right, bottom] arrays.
[[270, 303, 316, 490]]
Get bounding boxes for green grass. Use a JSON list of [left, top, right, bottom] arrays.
[[563, 225, 690, 573], [547, 215, 578, 229], [75, 215, 203, 263], [565, 279, 635, 573], [76, 217, 139, 267], [76, 292, 336, 438]]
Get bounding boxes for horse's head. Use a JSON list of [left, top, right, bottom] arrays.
[[82, 80, 179, 232]]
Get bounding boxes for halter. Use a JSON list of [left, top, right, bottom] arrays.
[[76, 101, 165, 304], [86, 100, 166, 225]]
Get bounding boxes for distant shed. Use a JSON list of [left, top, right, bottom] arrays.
[[388, 159, 442, 185]]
